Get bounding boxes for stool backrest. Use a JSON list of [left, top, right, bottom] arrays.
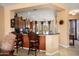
[[28, 31, 39, 40]]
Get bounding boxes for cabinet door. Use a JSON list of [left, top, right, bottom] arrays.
[[39, 36, 46, 50], [23, 35, 29, 48]]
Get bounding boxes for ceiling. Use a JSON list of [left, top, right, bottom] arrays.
[[14, 4, 62, 13], [62, 3, 79, 10], [0, 3, 17, 7], [0, 3, 79, 10]]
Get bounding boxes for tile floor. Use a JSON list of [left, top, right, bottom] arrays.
[[14, 40, 79, 56]]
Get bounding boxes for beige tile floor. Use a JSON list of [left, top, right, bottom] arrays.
[[14, 40, 79, 56]]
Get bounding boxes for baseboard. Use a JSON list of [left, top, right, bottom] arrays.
[[40, 50, 46, 52], [59, 44, 69, 48], [23, 47, 29, 50], [23, 47, 46, 52], [46, 50, 59, 56]]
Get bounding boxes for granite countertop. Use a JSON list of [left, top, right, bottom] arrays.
[[39, 33, 60, 36], [22, 33, 60, 36]]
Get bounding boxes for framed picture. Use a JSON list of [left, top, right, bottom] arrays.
[[11, 18, 15, 28]]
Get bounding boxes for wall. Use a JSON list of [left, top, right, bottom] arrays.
[[0, 6, 5, 37], [57, 10, 69, 48], [57, 8, 79, 47], [68, 15, 79, 19]]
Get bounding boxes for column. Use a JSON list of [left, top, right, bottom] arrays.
[[35, 21, 37, 33], [41, 21, 44, 34], [48, 21, 51, 34]]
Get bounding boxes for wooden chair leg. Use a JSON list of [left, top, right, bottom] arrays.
[[16, 43, 18, 53], [28, 42, 39, 56], [37, 40, 39, 52], [22, 40, 23, 49], [10, 50, 14, 55], [16, 47, 18, 53], [35, 50, 37, 56], [28, 48, 30, 55], [35, 47, 37, 56]]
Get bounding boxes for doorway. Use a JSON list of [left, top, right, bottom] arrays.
[[69, 19, 79, 46]]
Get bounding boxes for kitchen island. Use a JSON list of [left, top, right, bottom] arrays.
[[23, 34, 59, 55], [23, 34, 46, 50]]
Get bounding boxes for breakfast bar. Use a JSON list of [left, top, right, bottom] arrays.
[[23, 34, 46, 50], [23, 33, 59, 55]]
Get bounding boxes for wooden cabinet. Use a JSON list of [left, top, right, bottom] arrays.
[[15, 17, 26, 28], [23, 35, 46, 50], [39, 35, 46, 50], [23, 35, 29, 48]]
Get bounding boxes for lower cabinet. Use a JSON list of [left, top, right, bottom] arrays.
[[46, 35, 59, 55], [39, 35, 46, 50], [23, 35, 46, 50], [23, 35, 29, 48]]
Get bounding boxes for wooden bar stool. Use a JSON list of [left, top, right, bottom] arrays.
[[15, 33, 23, 53], [14, 28, 23, 53], [28, 31, 39, 56]]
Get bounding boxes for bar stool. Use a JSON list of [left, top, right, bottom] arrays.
[[15, 33, 23, 53], [28, 31, 39, 56], [14, 28, 23, 53]]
